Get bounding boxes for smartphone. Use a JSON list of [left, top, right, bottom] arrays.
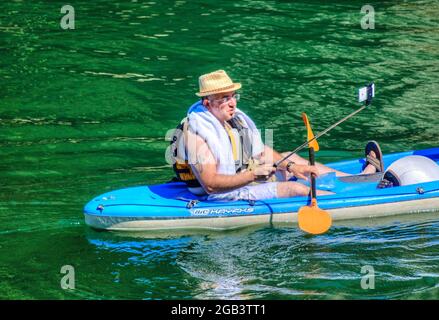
[[358, 83, 375, 105]]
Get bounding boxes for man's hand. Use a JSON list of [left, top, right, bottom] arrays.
[[252, 163, 276, 182], [289, 164, 319, 181]]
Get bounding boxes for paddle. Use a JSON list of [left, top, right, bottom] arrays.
[[297, 114, 332, 235], [302, 113, 319, 152]]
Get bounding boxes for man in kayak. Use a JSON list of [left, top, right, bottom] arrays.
[[171, 70, 383, 201]]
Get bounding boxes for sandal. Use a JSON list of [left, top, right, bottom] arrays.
[[363, 140, 384, 172]]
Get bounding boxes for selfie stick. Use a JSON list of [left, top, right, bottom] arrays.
[[274, 83, 375, 168]]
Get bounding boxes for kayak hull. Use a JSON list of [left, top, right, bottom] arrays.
[[84, 147, 439, 232], [84, 197, 439, 231]]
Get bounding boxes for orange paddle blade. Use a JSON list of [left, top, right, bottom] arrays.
[[302, 113, 319, 152], [298, 203, 332, 235]]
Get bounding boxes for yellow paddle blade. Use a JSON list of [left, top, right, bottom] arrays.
[[302, 113, 320, 152], [298, 202, 332, 235]]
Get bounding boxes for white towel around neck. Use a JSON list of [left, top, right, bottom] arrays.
[[186, 101, 264, 175]]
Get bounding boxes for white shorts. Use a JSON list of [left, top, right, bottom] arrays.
[[207, 182, 279, 201]]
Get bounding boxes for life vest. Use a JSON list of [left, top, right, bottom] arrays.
[[169, 115, 254, 194]]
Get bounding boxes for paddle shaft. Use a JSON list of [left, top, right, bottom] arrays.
[[275, 104, 367, 167], [309, 147, 317, 200]]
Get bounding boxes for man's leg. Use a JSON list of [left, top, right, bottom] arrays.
[[281, 152, 377, 177], [276, 181, 333, 197]]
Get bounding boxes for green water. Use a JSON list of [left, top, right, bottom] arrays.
[[1, 0, 439, 299]]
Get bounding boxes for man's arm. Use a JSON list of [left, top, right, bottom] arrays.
[[262, 145, 284, 166], [261, 145, 319, 180], [186, 132, 274, 194]]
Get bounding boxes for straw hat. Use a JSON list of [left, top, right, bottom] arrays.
[[196, 70, 242, 97]]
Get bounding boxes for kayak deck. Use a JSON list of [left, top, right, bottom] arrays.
[[84, 147, 439, 231]]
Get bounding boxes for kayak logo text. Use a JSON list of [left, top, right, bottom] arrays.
[[190, 208, 254, 216]]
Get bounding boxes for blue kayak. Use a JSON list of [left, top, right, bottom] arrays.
[[84, 147, 439, 232]]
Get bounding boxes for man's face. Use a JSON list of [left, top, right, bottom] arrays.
[[207, 91, 238, 122]]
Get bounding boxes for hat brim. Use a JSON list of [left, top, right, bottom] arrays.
[[196, 83, 242, 97]]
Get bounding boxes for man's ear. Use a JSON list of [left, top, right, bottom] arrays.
[[202, 98, 209, 107]]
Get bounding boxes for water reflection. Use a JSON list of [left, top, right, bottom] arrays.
[[84, 213, 439, 299]]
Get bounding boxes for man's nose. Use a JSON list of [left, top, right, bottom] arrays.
[[228, 98, 237, 107]]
